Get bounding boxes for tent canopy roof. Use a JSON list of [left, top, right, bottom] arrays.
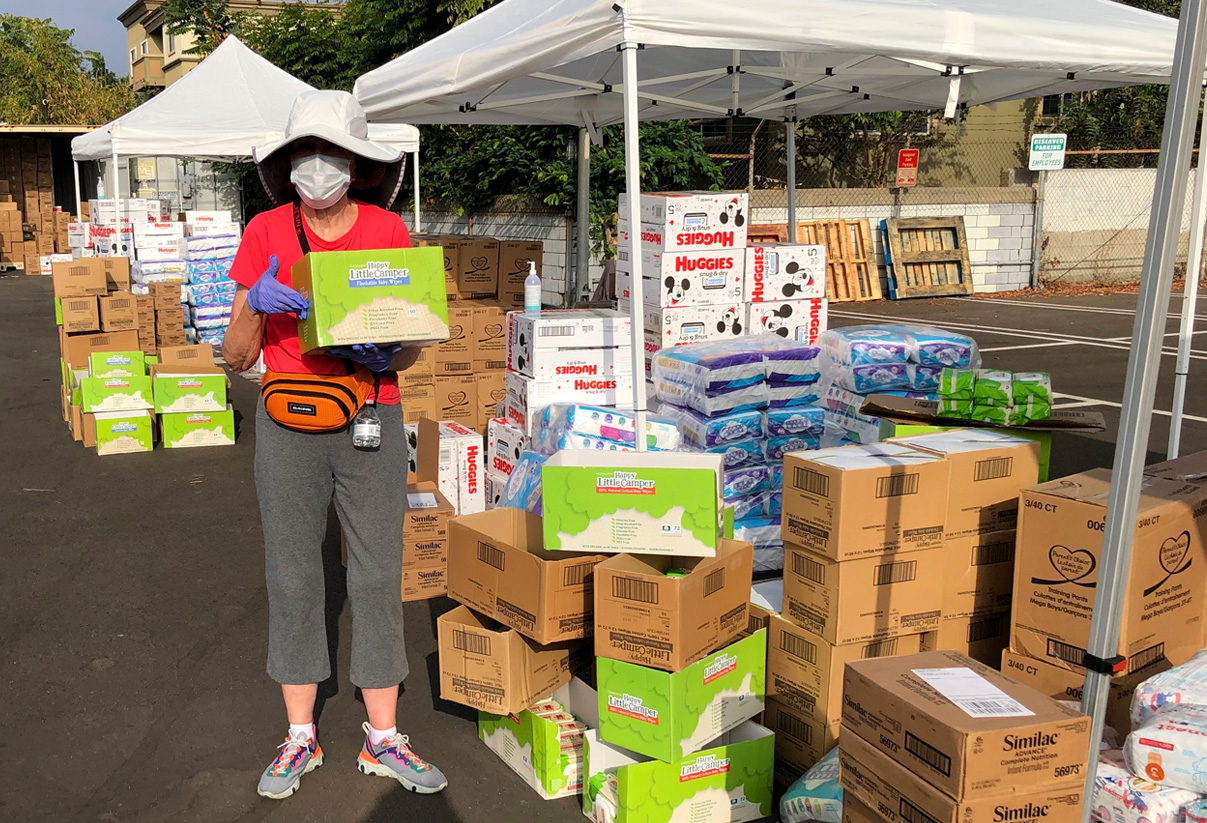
[[74, 37, 420, 161], [355, 0, 1178, 127]]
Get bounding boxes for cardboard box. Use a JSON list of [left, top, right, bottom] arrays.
[[61, 295, 99, 333], [623, 300, 741, 349], [782, 443, 950, 560], [99, 293, 136, 332], [400, 382, 438, 425], [150, 282, 182, 311], [505, 368, 633, 435], [61, 330, 141, 374], [1012, 470, 1207, 673], [160, 406, 236, 448], [89, 350, 145, 378], [401, 482, 456, 602], [472, 300, 507, 361], [921, 612, 1011, 668], [479, 678, 595, 801], [487, 417, 529, 478], [841, 798, 884, 823], [132, 221, 185, 248], [767, 614, 924, 726], [744, 243, 826, 302], [447, 507, 607, 643], [433, 374, 477, 428], [1145, 449, 1207, 483], [615, 248, 746, 308], [582, 721, 774, 823], [80, 374, 154, 412], [762, 697, 833, 781], [434, 303, 474, 373], [782, 543, 943, 645], [745, 299, 828, 345], [52, 259, 108, 297], [99, 257, 131, 292], [838, 730, 1085, 823], [291, 247, 450, 352], [890, 430, 1041, 537], [486, 471, 508, 508], [91, 223, 134, 257], [597, 630, 767, 762], [416, 418, 484, 514], [399, 345, 436, 387], [541, 450, 724, 556], [941, 531, 1016, 619], [507, 309, 633, 380], [453, 237, 500, 298], [593, 541, 754, 671], [497, 240, 543, 300], [412, 233, 458, 295], [617, 191, 749, 252], [151, 366, 227, 413], [157, 343, 214, 367], [93, 410, 154, 455], [182, 210, 232, 224], [841, 650, 1093, 799], [436, 604, 588, 715], [475, 370, 506, 430]]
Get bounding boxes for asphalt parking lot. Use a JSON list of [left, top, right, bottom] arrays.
[[3, 275, 1205, 823]]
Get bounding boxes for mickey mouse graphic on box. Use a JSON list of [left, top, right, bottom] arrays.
[[617, 192, 749, 253], [744, 244, 827, 302], [746, 298, 828, 344], [615, 248, 746, 308]]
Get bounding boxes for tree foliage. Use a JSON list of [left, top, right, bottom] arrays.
[[0, 15, 140, 125]]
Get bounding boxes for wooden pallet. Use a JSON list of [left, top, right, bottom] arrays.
[[882, 217, 974, 299], [797, 220, 882, 302]]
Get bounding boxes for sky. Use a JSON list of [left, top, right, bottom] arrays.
[[2, 1, 133, 77]]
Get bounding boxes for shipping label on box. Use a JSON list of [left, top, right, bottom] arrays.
[[921, 612, 1011, 668], [615, 248, 746, 308], [582, 721, 774, 823], [61, 295, 99, 333], [507, 308, 633, 380], [744, 244, 826, 302], [782, 544, 943, 645], [941, 531, 1016, 619], [593, 542, 754, 671], [1012, 469, 1207, 673], [891, 429, 1041, 538], [52, 259, 108, 298], [152, 367, 227, 413], [436, 605, 588, 715], [89, 350, 145, 378], [597, 630, 766, 762], [541, 450, 723, 556], [160, 406, 236, 448], [745, 298, 828, 345], [488, 417, 529, 477], [81, 375, 153, 412], [618, 191, 749, 252], [93, 410, 153, 455], [448, 508, 606, 643], [782, 443, 950, 560], [841, 650, 1093, 799], [292, 247, 450, 353], [839, 731, 1085, 823], [505, 369, 633, 435]]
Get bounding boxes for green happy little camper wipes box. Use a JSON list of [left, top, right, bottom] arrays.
[[292, 247, 450, 354], [151, 367, 227, 413], [161, 406, 236, 449], [89, 351, 145, 378], [541, 451, 725, 557], [582, 721, 774, 823], [80, 375, 154, 413], [93, 410, 153, 455], [597, 630, 766, 763]]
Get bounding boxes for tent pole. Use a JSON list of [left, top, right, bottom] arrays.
[[413, 148, 422, 232], [785, 110, 797, 239], [575, 126, 591, 305], [1079, 0, 1207, 814], [73, 160, 82, 219], [111, 149, 119, 201], [621, 38, 648, 450], [1168, 85, 1207, 458]]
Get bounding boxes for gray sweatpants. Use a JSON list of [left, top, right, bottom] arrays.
[[254, 398, 408, 689]]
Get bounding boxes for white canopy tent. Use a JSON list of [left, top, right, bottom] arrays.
[[367, 123, 424, 230], [355, 0, 1200, 802], [72, 37, 424, 225]]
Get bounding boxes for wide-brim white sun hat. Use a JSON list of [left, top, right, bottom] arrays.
[[254, 89, 405, 210]]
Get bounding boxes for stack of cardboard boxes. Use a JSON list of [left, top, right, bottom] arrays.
[[617, 192, 829, 378], [0, 136, 72, 273], [762, 431, 1041, 785]]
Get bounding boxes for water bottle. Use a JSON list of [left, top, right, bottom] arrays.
[[352, 399, 382, 450], [524, 261, 541, 314]]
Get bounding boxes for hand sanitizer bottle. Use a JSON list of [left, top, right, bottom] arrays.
[[524, 261, 541, 314]]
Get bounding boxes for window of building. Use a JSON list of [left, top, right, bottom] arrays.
[[1042, 93, 1076, 119], [693, 119, 734, 146], [130, 47, 137, 65], [167, 33, 175, 54], [140, 39, 148, 56]]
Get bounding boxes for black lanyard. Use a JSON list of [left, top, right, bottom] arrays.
[[292, 201, 310, 256]]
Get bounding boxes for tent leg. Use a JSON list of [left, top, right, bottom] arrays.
[[412, 149, 422, 233], [1168, 86, 1207, 458], [785, 114, 797, 239], [1079, 0, 1207, 813], [73, 160, 82, 219], [575, 127, 591, 305], [621, 39, 648, 450], [111, 149, 119, 201]]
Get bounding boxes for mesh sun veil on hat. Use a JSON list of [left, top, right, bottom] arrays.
[[254, 90, 405, 211]]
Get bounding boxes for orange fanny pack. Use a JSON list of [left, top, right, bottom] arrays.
[[261, 366, 377, 432]]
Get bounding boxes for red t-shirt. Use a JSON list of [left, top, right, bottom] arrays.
[[229, 202, 411, 404]]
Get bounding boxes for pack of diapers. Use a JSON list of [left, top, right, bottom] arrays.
[[724, 464, 771, 498], [768, 462, 783, 490], [532, 404, 681, 455], [1124, 706, 1207, 793], [827, 361, 910, 393], [662, 406, 765, 448], [768, 381, 826, 408], [705, 439, 764, 470], [762, 343, 823, 384], [765, 406, 826, 438], [893, 324, 979, 368], [1133, 648, 1207, 728], [1185, 798, 1207, 823], [653, 338, 770, 394], [655, 377, 769, 417], [907, 363, 944, 392], [764, 434, 821, 462], [753, 544, 785, 573], [499, 450, 546, 515], [781, 748, 842, 823], [729, 492, 768, 521], [1093, 749, 1201, 823], [821, 327, 911, 367]]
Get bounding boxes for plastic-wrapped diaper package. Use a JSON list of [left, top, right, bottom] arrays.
[[661, 406, 765, 448], [971, 405, 1009, 425], [821, 326, 911, 367], [780, 748, 842, 823], [766, 406, 826, 438], [735, 514, 784, 573], [753, 544, 785, 573], [653, 338, 771, 394], [894, 325, 979, 368], [938, 398, 974, 419], [768, 462, 783, 490], [133, 259, 188, 277], [1124, 706, 1207, 793], [939, 368, 975, 399], [768, 380, 826, 408], [1185, 798, 1207, 823], [1013, 372, 1053, 405], [1009, 399, 1052, 426], [1132, 648, 1207, 728], [907, 363, 943, 392], [705, 439, 764, 470], [764, 434, 821, 462], [728, 493, 768, 521], [532, 404, 681, 455], [828, 361, 910, 393], [974, 370, 1014, 407], [189, 289, 237, 308], [655, 377, 769, 417], [762, 343, 823, 384], [724, 464, 771, 498], [499, 450, 546, 515], [1093, 749, 1201, 823]]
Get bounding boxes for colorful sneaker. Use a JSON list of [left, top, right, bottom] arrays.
[[257, 730, 323, 799], [356, 722, 448, 794]]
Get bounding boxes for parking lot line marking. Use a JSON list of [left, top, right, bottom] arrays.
[[1052, 392, 1207, 423], [971, 296, 1207, 322], [981, 342, 1081, 352]]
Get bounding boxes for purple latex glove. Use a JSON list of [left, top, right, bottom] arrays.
[[246, 255, 309, 318], [326, 342, 403, 373]]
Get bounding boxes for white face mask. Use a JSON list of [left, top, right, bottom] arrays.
[[290, 153, 351, 209]]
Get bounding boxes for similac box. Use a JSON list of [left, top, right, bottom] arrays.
[[616, 248, 745, 308], [618, 191, 749, 252], [744, 244, 826, 302], [745, 299, 828, 345]]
